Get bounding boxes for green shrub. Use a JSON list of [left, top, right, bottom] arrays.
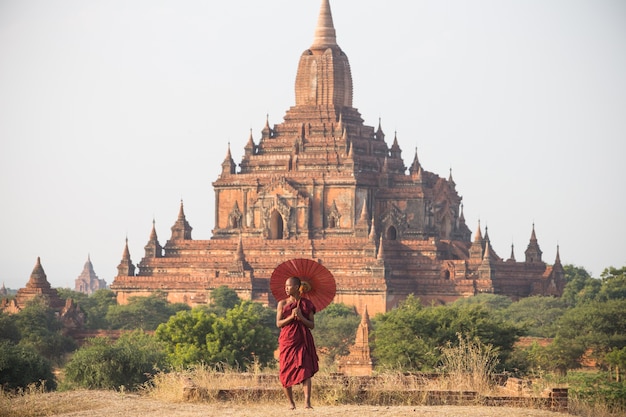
[[567, 371, 626, 412], [63, 331, 166, 390], [0, 341, 56, 390]]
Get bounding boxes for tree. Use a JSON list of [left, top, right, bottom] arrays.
[[372, 295, 523, 371], [0, 311, 20, 344], [14, 296, 76, 363], [155, 307, 217, 367], [452, 294, 513, 315], [56, 288, 89, 305], [505, 340, 552, 375], [205, 301, 277, 368], [598, 266, 626, 301], [208, 286, 241, 316], [63, 331, 166, 390], [0, 341, 56, 390], [106, 293, 189, 330], [504, 296, 567, 338], [605, 347, 626, 382], [548, 299, 626, 374], [442, 303, 522, 366], [83, 289, 118, 329], [313, 303, 361, 362], [157, 301, 277, 369], [372, 296, 439, 370], [562, 264, 600, 306]]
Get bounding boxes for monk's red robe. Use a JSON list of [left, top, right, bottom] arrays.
[[278, 297, 319, 388]]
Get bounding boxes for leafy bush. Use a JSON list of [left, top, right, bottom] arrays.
[[313, 303, 361, 363], [0, 341, 56, 390], [156, 301, 277, 369], [156, 308, 217, 367], [13, 297, 76, 363], [372, 295, 522, 371], [0, 312, 20, 344], [106, 293, 189, 330], [561, 371, 626, 414], [205, 301, 277, 368], [63, 331, 166, 390]]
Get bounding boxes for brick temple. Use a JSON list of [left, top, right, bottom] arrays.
[[74, 255, 107, 295], [110, 0, 564, 315], [1, 257, 85, 331]]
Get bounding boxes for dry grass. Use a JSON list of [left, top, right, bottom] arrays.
[[143, 367, 565, 410], [0, 385, 110, 417], [437, 334, 500, 394]]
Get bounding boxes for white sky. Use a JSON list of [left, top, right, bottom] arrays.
[[1, 0, 624, 290]]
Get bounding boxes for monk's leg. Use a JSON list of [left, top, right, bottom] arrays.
[[283, 385, 296, 409], [303, 378, 312, 408]]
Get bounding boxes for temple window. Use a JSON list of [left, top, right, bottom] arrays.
[[269, 210, 284, 239]]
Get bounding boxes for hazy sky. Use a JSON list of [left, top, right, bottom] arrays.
[[1, 0, 624, 290]]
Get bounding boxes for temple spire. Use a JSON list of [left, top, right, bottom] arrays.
[[294, 0, 352, 108], [524, 223, 543, 263], [235, 234, 245, 262], [312, 0, 337, 50], [478, 240, 494, 281], [27, 256, 50, 288], [369, 216, 377, 243], [390, 131, 402, 159], [375, 118, 385, 141], [117, 238, 135, 277], [554, 244, 561, 265], [469, 220, 484, 259], [144, 219, 163, 258], [409, 147, 420, 173], [244, 129, 255, 156], [262, 114, 272, 139], [358, 198, 370, 224], [170, 200, 193, 240], [474, 220, 483, 242], [221, 142, 236, 176]]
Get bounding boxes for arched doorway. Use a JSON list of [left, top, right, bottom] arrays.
[[386, 226, 397, 240], [269, 210, 284, 240]]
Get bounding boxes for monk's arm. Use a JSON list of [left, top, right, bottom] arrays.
[[276, 300, 296, 328]]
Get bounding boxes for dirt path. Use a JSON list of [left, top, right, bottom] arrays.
[[4, 390, 568, 417]]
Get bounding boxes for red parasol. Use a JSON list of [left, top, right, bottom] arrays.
[[270, 258, 336, 312]]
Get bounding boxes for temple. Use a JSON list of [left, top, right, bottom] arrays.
[[1, 257, 84, 331], [110, 0, 565, 315], [74, 255, 107, 294], [337, 306, 374, 376]]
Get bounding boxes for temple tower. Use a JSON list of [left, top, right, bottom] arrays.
[[14, 257, 64, 311], [74, 255, 107, 294]]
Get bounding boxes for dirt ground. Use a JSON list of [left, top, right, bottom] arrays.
[[3, 390, 569, 417]]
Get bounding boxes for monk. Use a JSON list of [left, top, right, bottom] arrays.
[[276, 276, 319, 409]]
